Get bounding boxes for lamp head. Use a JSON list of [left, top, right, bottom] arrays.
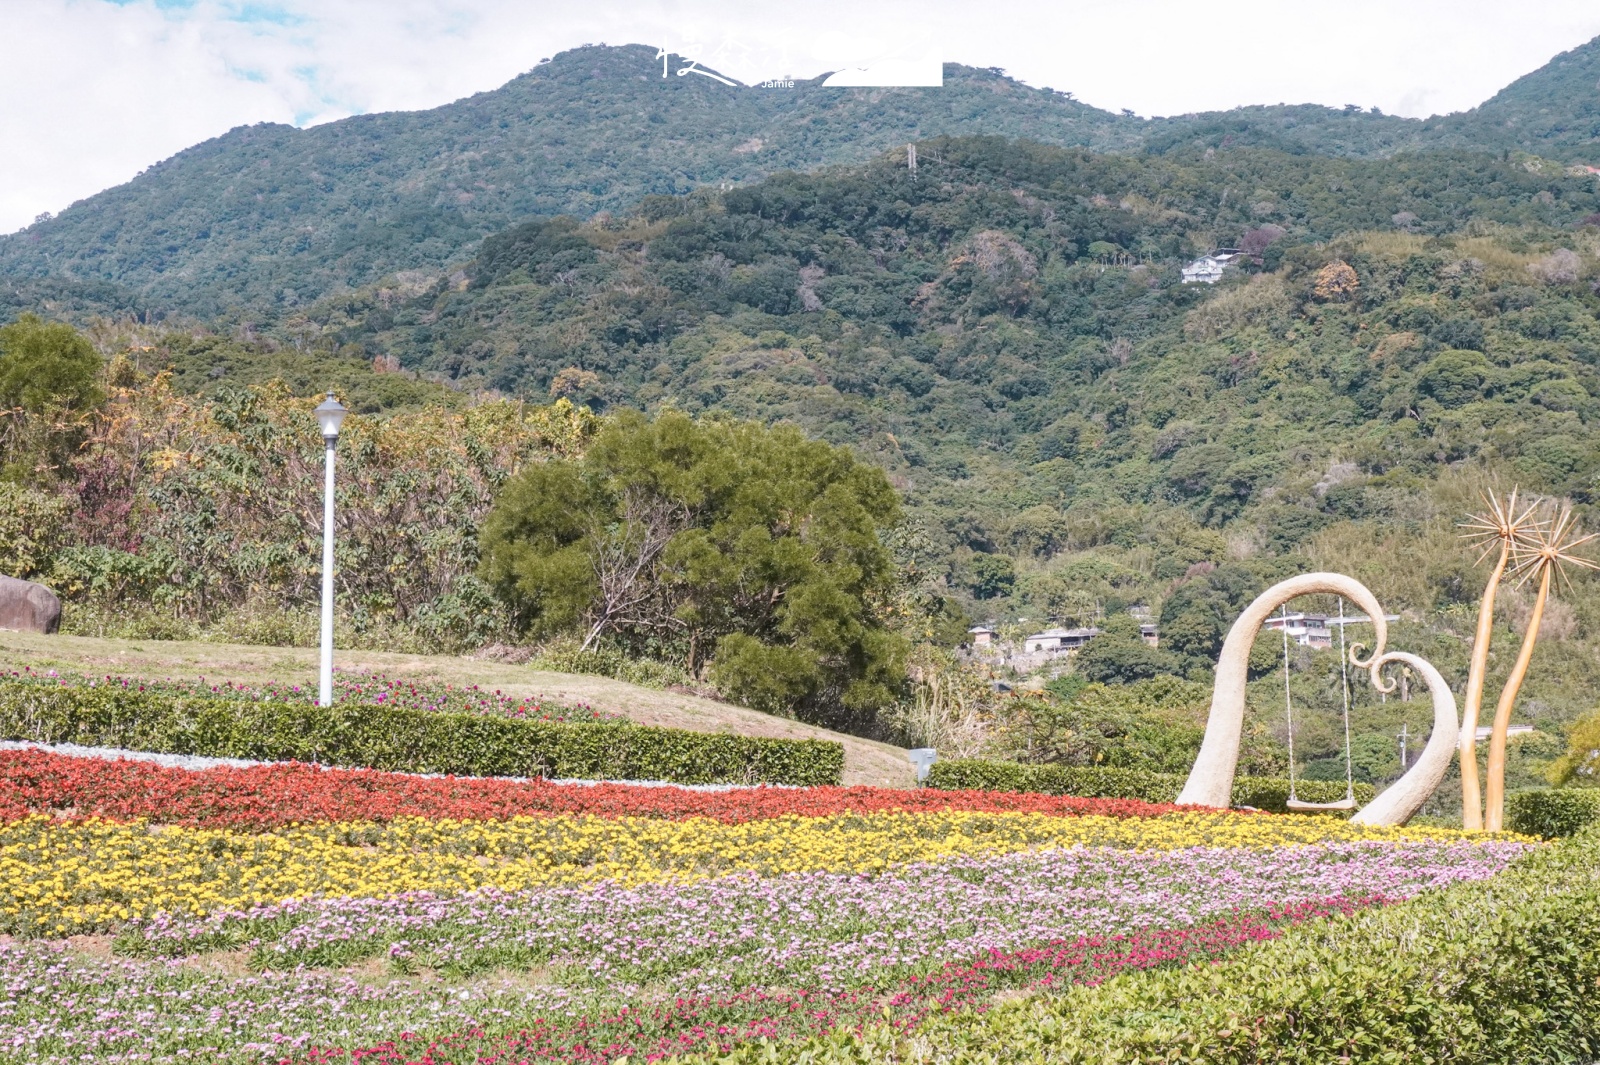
[[314, 392, 348, 441]]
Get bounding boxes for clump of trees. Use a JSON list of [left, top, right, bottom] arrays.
[[0, 314, 103, 481], [0, 315, 599, 652], [480, 410, 908, 730]]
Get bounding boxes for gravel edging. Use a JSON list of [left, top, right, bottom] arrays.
[[0, 739, 798, 792]]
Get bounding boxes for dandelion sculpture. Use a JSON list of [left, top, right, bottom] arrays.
[[1457, 490, 1541, 831], [1481, 502, 1597, 831]]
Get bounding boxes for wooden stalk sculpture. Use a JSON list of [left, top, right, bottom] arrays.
[[1458, 491, 1539, 831], [1483, 504, 1598, 832]]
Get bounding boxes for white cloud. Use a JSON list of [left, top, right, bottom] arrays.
[[3, 0, 1600, 234]]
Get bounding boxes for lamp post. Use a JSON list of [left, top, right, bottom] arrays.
[[313, 392, 347, 708]]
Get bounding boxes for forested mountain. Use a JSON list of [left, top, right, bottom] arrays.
[[197, 137, 1600, 626], [5, 36, 1600, 318], [1449, 33, 1600, 158], [15, 128, 1600, 776], [0, 46, 1138, 315]]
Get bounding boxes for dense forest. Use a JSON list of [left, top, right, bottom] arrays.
[[3, 36, 1600, 316], [297, 137, 1600, 601], [8, 131, 1600, 799]]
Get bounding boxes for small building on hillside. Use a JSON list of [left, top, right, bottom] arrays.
[[1140, 623, 1159, 647], [1263, 612, 1332, 649], [1181, 250, 1240, 284], [967, 625, 997, 648], [1024, 627, 1101, 654]]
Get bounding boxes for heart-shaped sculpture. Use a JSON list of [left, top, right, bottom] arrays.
[[1174, 572, 1458, 826]]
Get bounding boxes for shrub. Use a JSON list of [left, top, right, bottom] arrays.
[[1507, 788, 1600, 838], [48, 380, 594, 653], [925, 758, 1375, 814], [530, 636, 692, 689], [0, 482, 70, 581], [0, 683, 843, 786], [1546, 707, 1600, 786]]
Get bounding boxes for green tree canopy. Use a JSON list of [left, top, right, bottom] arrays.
[[480, 410, 907, 729], [0, 314, 103, 481], [0, 314, 102, 415], [1075, 614, 1183, 684]]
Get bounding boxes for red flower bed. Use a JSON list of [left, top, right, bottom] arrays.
[[298, 898, 1375, 1065], [0, 748, 1183, 829]]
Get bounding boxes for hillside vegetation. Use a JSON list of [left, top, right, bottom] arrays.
[[301, 138, 1600, 587], [6, 36, 1600, 316], [9, 37, 1600, 797], [9, 132, 1600, 796]]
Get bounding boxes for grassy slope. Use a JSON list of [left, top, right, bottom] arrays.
[[0, 632, 914, 788]]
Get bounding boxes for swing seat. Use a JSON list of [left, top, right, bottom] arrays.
[[1285, 796, 1359, 813]]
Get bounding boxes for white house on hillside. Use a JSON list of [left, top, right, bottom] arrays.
[[1024, 627, 1100, 654], [1181, 250, 1240, 284], [1263, 612, 1333, 649]]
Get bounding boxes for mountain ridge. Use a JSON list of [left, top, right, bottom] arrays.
[[3, 36, 1600, 319]]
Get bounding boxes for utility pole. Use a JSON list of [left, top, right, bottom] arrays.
[[1398, 723, 1409, 772], [907, 144, 917, 173]]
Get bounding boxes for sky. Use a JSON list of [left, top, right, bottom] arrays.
[[3, 0, 1600, 235]]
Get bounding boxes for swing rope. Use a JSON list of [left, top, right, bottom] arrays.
[[1281, 604, 1298, 803], [1282, 599, 1358, 808], [1336, 598, 1356, 803]]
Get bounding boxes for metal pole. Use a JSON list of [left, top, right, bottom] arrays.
[[319, 435, 336, 707]]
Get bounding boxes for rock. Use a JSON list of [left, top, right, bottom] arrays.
[[0, 576, 61, 634]]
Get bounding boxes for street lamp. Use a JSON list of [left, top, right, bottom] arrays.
[[313, 392, 347, 708]]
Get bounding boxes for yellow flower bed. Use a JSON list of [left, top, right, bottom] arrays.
[[0, 811, 1514, 935]]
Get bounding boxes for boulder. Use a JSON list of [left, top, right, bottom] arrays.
[[0, 576, 61, 634]]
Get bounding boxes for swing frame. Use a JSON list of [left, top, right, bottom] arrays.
[[1281, 599, 1359, 814]]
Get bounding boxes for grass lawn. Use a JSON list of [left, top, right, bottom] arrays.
[[0, 630, 915, 787]]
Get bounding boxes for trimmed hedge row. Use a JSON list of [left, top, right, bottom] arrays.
[[0, 683, 844, 786], [925, 758, 1376, 814], [681, 828, 1591, 1065], [1508, 787, 1600, 838]]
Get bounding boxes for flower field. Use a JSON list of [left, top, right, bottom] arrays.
[[0, 748, 1538, 1064]]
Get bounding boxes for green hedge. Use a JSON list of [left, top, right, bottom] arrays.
[[679, 828, 1592, 1065], [0, 683, 843, 786], [925, 758, 1376, 814], [1508, 788, 1600, 838]]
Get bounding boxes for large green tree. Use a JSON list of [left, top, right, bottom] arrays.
[[1075, 614, 1183, 685], [480, 410, 908, 730], [0, 314, 103, 481]]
